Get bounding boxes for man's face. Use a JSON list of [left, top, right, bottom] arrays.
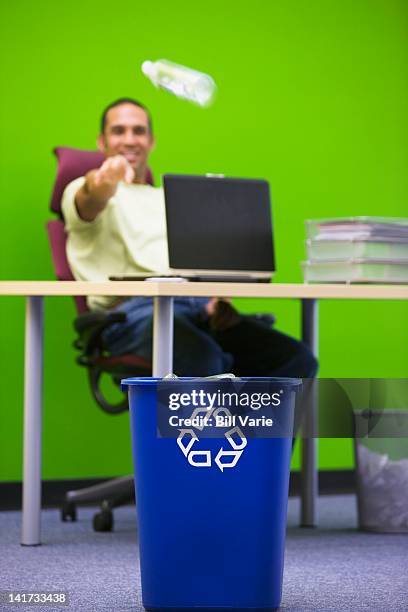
[[97, 103, 154, 174]]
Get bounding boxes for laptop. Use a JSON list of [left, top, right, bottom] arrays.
[[111, 174, 275, 282]]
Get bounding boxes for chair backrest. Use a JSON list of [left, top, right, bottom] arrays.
[[47, 218, 88, 313], [47, 147, 154, 313], [50, 147, 106, 216]]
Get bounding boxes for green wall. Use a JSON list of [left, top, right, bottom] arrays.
[[0, 0, 407, 481]]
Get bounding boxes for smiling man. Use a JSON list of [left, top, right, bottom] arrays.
[[62, 98, 317, 379], [63, 99, 169, 312]]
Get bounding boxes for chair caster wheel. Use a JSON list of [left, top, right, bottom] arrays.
[[61, 501, 77, 522], [93, 509, 113, 532]]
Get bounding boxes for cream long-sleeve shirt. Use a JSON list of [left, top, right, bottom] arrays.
[[61, 177, 169, 310]]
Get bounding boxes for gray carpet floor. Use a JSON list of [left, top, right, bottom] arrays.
[[0, 495, 407, 612]]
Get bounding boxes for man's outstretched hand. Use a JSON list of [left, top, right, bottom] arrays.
[[75, 155, 135, 222], [93, 155, 135, 188]]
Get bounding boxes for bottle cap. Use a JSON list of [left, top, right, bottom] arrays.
[[141, 60, 154, 78]]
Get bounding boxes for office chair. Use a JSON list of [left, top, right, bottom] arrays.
[[47, 146, 153, 531]]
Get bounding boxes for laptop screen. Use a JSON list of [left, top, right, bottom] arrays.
[[163, 175, 275, 273]]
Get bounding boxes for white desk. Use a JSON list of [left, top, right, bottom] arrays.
[[1, 280, 407, 545]]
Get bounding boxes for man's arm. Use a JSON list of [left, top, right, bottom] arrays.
[[75, 155, 135, 222]]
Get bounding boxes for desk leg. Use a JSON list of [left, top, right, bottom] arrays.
[[301, 298, 319, 527], [153, 296, 174, 377], [21, 296, 44, 546]]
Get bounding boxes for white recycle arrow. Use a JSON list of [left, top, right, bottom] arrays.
[[177, 429, 198, 457], [225, 426, 247, 450], [190, 406, 215, 430], [214, 448, 244, 472], [188, 450, 211, 467], [212, 406, 232, 419]]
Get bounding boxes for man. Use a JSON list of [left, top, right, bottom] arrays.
[[62, 98, 317, 378]]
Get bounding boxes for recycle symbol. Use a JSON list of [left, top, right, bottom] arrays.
[[176, 406, 247, 472]]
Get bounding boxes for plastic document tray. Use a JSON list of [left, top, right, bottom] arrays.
[[306, 239, 408, 262], [302, 259, 408, 284], [306, 217, 408, 242]]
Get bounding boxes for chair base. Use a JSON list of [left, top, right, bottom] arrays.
[[61, 475, 135, 532]]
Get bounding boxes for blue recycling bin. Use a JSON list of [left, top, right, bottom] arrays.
[[122, 377, 301, 612]]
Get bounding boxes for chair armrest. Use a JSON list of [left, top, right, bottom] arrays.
[[73, 311, 127, 363], [74, 310, 127, 333]]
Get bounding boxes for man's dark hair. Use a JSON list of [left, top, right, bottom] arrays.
[[100, 98, 153, 135]]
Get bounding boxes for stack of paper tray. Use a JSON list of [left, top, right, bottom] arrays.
[[302, 217, 408, 283]]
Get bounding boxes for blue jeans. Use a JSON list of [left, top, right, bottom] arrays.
[[103, 297, 318, 379]]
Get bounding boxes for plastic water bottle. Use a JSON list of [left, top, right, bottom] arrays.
[[141, 59, 216, 107]]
